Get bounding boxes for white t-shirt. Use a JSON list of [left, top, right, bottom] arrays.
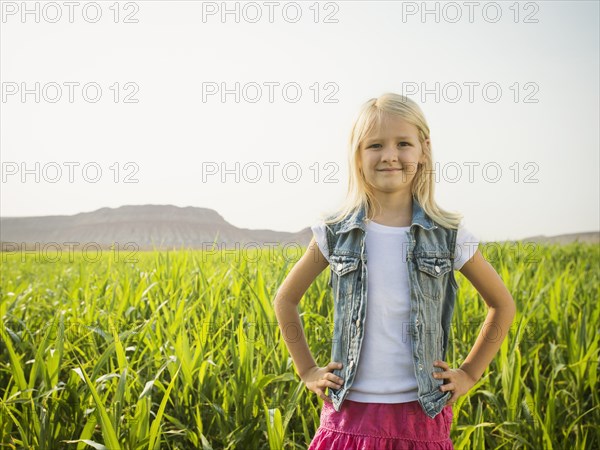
[[310, 218, 479, 403]]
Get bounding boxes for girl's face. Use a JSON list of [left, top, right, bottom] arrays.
[[358, 114, 429, 195]]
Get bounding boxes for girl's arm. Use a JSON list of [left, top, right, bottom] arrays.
[[454, 248, 517, 382], [273, 237, 330, 380]]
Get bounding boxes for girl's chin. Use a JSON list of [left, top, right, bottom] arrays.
[[372, 182, 412, 192], [373, 176, 412, 184]]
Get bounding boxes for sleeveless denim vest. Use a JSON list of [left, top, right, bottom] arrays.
[[323, 195, 458, 419]]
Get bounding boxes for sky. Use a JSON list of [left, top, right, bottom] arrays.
[[1, 0, 599, 242]]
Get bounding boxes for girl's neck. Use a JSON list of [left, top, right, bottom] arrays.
[[370, 195, 413, 227]]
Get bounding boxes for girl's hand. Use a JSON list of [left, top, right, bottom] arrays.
[[300, 362, 345, 403], [432, 360, 478, 406]]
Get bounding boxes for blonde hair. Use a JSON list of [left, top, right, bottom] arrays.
[[322, 92, 462, 229]]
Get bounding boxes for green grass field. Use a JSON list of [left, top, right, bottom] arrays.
[[1, 242, 598, 449]]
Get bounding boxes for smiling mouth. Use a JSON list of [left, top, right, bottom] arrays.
[[378, 168, 403, 171]]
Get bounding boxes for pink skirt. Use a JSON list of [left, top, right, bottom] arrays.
[[308, 399, 454, 450]]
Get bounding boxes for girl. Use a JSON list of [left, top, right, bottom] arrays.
[[273, 93, 516, 449]]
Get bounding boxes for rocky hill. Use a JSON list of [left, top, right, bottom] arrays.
[[0, 205, 312, 251]]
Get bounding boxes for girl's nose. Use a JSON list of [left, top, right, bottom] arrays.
[[382, 147, 399, 162]]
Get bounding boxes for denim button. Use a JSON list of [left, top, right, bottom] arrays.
[[349, 359, 354, 368], [418, 364, 423, 370], [435, 265, 441, 273], [415, 319, 419, 325], [337, 263, 343, 271], [355, 319, 360, 327]]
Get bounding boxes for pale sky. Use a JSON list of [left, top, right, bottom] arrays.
[[1, 0, 598, 242]]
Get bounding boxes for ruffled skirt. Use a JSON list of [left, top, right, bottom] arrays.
[[308, 399, 454, 450]]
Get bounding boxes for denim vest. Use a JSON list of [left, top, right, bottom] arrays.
[[323, 195, 458, 419]]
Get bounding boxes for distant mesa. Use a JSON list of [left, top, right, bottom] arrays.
[[0, 204, 312, 251]]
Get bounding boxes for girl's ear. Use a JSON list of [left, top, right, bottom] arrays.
[[423, 138, 431, 151]]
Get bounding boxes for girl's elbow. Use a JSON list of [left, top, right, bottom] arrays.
[[490, 294, 517, 318]]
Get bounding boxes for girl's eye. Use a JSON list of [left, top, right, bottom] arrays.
[[367, 142, 409, 149]]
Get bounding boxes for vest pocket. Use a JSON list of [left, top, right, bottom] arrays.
[[330, 254, 360, 276], [415, 255, 452, 299], [330, 254, 361, 299]]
